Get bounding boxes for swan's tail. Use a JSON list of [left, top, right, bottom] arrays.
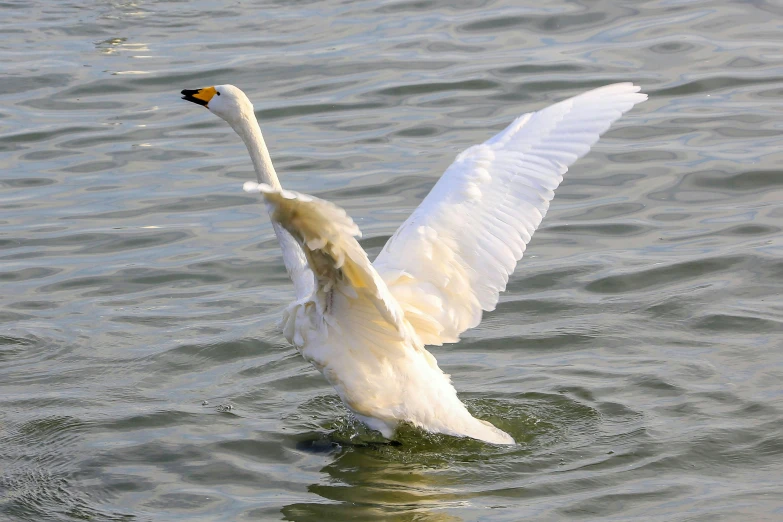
[[431, 402, 515, 445], [469, 418, 515, 445]]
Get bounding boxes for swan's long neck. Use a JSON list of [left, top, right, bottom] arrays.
[[232, 111, 314, 299], [235, 114, 281, 189]]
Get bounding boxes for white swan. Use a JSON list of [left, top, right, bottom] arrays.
[[181, 83, 646, 444]]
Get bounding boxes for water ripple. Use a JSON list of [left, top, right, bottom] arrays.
[[2, 0, 782, 520]]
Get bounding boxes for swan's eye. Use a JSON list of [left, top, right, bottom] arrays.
[[216, 91, 221, 96]]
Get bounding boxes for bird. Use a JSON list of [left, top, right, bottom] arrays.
[[181, 82, 646, 444]]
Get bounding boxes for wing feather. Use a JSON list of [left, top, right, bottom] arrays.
[[373, 83, 647, 345], [244, 182, 408, 341]]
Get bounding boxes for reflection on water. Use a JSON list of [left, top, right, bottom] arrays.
[[286, 444, 466, 521], [2, 0, 783, 520], [279, 389, 641, 519]]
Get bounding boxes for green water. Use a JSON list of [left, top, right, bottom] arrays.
[[1, 0, 782, 520]]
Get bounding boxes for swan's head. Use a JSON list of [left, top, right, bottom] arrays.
[[181, 84, 254, 125]]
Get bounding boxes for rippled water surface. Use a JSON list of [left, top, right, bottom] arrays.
[[2, 0, 783, 520]]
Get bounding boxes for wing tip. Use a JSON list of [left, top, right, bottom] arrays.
[[243, 181, 260, 193], [243, 181, 277, 194], [599, 82, 648, 105]]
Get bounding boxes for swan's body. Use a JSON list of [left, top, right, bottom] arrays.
[[182, 83, 646, 444]]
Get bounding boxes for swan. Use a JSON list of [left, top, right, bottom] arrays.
[[181, 83, 646, 444]]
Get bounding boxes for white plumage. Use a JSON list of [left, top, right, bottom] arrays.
[[375, 83, 647, 346], [183, 82, 647, 444]]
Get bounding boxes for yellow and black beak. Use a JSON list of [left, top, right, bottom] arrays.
[[181, 86, 217, 107]]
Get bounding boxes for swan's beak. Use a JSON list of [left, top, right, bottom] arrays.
[[181, 86, 216, 107]]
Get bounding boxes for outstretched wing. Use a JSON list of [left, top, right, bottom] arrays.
[[245, 182, 407, 340], [373, 83, 647, 345]]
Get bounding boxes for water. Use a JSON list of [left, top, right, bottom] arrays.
[[1, 0, 782, 520]]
